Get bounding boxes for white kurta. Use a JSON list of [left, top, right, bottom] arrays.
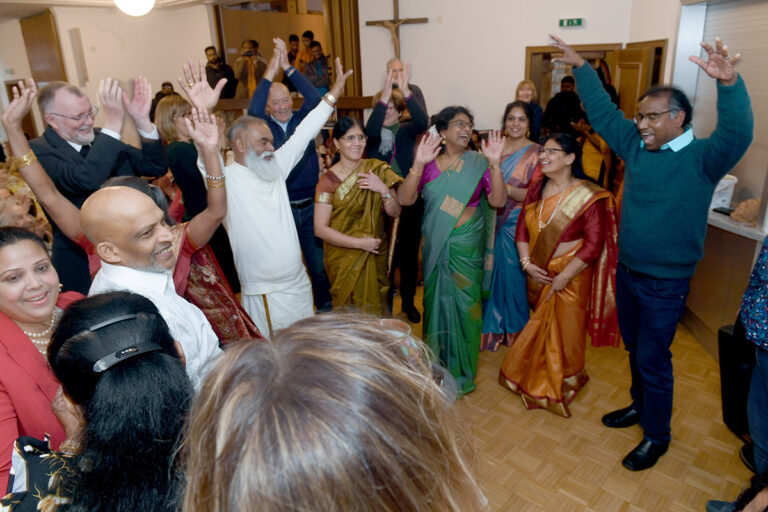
[[199, 101, 333, 335], [89, 261, 222, 389]]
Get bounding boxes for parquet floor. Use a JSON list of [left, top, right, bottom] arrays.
[[393, 291, 751, 511]]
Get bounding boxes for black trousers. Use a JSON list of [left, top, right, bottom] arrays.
[[389, 196, 424, 309]]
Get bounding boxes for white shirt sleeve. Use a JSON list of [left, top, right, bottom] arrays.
[[274, 100, 333, 178], [137, 124, 159, 140], [100, 128, 121, 141]]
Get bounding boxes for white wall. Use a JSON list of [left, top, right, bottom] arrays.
[[0, 18, 41, 139], [358, 0, 634, 129], [628, 0, 682, 83], [50, 4, 216, 139]]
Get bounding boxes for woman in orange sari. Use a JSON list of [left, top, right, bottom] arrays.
[[499, 133, 619, 417]]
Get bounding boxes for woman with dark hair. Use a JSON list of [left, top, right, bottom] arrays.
[[398, 106, 507, 395], [0, 227, 83, 491], [481, 101, 541, 351], [1, 291, 192, 511], [364, 65, 428, 322], [0, 76, 261, 343], [499, 133, 619, 417], [180, 313, 486, 511], [314, 116, 402, 315]]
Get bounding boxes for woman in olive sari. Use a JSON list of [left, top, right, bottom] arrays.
[[499, 133, 619, 417], [314, 117, 403, 316], [399, 106, 507, 396], [481, 101, 541, 351]]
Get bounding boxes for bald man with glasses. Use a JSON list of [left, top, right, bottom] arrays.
[[29, 78, 166, 294]]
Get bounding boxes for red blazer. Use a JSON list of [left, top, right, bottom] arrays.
[[0, 291, 83, 491]]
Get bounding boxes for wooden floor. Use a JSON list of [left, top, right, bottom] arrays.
[[393, 292, 751, 511]]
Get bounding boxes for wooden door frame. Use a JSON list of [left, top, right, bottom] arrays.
[[626, 38, 668, 84], [524, 43, 623, 80]]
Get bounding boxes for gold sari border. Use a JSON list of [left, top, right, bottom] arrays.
[[315, 192, 332, 204], [439, 195, 465, 218], [498, 369, 589, 418]]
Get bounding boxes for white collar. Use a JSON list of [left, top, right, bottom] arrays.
[[97, 261, 174, 294]]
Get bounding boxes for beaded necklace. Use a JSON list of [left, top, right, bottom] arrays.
[[22, 307, 63, 356]]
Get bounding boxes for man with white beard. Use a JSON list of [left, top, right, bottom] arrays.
[[197, 47, 352, 335]]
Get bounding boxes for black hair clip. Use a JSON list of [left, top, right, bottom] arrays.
[[92, 343, 163, 373], [88, 314, 138, 332]]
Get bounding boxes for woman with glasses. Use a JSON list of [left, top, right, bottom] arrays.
[[398, 106, 507, 396], [314, 117, 402, 315], [364, 65, 428, 322], [499, 133, 619, 417], [481, 101, 541, 352]]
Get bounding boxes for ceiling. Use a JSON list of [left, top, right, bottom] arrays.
[[0, 0, 257, 21]]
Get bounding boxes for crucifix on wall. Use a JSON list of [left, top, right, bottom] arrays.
[[365, 0, 428, 59]]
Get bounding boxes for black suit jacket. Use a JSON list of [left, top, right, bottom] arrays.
[[29, 126, 167, 293]]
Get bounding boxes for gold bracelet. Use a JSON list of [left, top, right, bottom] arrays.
[[324, 92, 337, 105], [12, 150, 37, 171], [207, 180, 226, 189], [409, 167, 423, 177], [382, 198, 394, 205]]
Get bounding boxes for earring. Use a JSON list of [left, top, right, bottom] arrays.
[[59, 283, 63, 290]]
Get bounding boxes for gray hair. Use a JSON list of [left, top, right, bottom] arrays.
[[227, 115, 268, 145], [386, 57, 401, 71], [37, 81, 85, 116]]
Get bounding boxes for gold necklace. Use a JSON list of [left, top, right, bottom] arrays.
[[538, 183, 569, 229]]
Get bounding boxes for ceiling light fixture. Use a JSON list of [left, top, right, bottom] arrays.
[[114, 0, 156, 17]]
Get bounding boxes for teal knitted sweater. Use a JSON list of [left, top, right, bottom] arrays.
[[573, 64, 753, 279]]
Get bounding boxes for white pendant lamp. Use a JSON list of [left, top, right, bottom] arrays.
[[114, 0, 156, 17]]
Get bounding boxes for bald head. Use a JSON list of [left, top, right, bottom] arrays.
[[81, 187, 175, 272], [266, 82, 293, 124]]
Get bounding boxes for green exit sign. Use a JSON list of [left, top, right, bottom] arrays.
[[559, 18, 584, 27]]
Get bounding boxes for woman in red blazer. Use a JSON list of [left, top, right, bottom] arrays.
[[0, 227, 83, 491]]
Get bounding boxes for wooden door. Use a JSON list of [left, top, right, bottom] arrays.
[[4, 81, 37, 140], [609, 47, 655, 120]]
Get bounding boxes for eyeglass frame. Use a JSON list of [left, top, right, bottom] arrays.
[[448, 120, 474, 130], [633, 109, 678, 124], [538, 147, 567, 155], [339, 134, 367, 143], [48, 105, 100, 123]]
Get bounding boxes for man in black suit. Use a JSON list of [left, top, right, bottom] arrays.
[[30, 77, 167, 293]]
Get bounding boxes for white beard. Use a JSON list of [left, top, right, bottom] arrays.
[[244, 149, 280, 182]]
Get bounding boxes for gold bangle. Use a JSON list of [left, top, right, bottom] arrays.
[[207, 180, 226, 189], [12, 150, 37, 171], [324, 92, 337, 105], [409, 167, 423, 178]]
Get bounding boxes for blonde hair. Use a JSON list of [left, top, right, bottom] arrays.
[[372, 88, 407, 114], [155, 95, 191, 142], [179, 313, 485, 512], [515, 79, 538, 102]]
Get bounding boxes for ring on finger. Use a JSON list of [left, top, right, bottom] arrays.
[[187, 81, 195, 88]]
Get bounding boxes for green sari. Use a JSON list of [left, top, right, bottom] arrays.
[[316, 159, 403, 316], [421, 151, 495, 395]]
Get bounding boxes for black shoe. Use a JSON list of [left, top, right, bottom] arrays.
[[402, 304, 421, 323], [621, 439, 669, 471], [740, 443, 756, 473], [601, 405, 640, 428]]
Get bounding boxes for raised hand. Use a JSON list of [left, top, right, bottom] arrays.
[[396, 62, 411, 95], [570, 118, 591, 135], [1, 79, 37, 128], [98, 77, 125, 133], [414, 131, 442, 166], [481, 130, 505, 166], [549, 34, 586, 68], [380, 70, 395, 104], [274, 37, 291, 70], [178, 60, 226, 111], [329, 57, 354, 99], [123, 76, 153, 132], [357, 170, 389, 195], [184, 107, 220, 153], [689, 37, 740, 85], [358, 236, 381, 254], [264, 48, 281, 81]]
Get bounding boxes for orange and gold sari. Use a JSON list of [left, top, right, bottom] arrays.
[[499, 180, 618, 417]]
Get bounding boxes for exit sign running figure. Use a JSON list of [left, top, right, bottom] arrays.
[[559, 18, 584, 27]]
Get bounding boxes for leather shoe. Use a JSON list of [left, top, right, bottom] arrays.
[[402, 304, 421, 323], [601, 405, 639, 428], [621, 439, 668, 471]]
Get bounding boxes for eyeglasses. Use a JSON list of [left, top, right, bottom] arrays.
[[448, 120, 473, 130], [539, 147, 566, 155], [49, 106, 99, 123], [340, 134, 367, 143], [634, 110, 677, 124]]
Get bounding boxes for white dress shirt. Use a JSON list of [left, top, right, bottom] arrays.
[[89, 261, 222, 389]]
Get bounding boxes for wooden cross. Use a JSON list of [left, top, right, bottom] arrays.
[[365, 0, 428, 59]]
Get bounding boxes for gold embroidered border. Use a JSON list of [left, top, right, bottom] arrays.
[[315, 192, 332, 204]]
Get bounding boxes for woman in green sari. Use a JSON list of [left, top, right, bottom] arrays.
[[399, 106, 507, 395], [314, 117, 403, 316]]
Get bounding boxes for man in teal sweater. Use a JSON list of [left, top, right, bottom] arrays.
[[551, 34, 753, 471]]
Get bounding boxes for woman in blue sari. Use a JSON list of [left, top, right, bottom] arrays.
[[482, 101, 541, 351]]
